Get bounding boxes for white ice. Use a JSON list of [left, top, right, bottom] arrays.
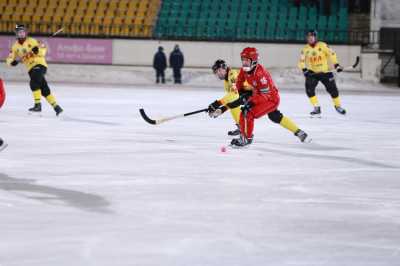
[[1, 81, 400, 266]]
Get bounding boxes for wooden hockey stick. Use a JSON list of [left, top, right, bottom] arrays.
[[51, 27, 64, 37], [139, 108, 208, 125]]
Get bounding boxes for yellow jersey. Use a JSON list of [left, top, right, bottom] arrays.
[[6, 37, 48, 71], [298, 41, 338, 73], [219, 68, 240, 105]]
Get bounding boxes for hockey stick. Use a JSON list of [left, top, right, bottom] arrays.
[[139, 108, 208, 125], [341, 56, 360, 71], [51, 27, 64, 37], [308, 56, 360, 76]]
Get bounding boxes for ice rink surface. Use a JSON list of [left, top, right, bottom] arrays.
[[1, 82, 400, 266]]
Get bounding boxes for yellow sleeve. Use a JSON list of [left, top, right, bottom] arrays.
[[219, 92, 238, 106], [298, 47, 306, 70], [6, 44, 17, 66], [37, 40, 47, 57], [30, 38, 47, 57], [322, 42, 338, 65]]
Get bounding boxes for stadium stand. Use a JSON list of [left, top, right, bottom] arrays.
[[0, 0, 348, 42], [0, 0, 161, 38]]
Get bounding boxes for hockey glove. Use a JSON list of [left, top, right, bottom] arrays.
[[32, 46, 39, 54], [302, 68, 314, 77], [209, 108, 223, 118], [208, 100, 221, 113], [209, 106, 227, 118], [334, 64, 343, 72], [10, 60, 19, 66]]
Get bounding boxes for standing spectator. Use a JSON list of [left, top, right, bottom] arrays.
[[153, 46, 167, 84], [169, 44, 184, 84]]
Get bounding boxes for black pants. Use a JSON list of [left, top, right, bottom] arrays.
[[305, 72, 339, 99], [172, 67, 182, 84], [155, 69, 165, 83], [28, 64, 51, 97]]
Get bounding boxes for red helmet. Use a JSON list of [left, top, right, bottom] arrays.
[[240, 47, 258, 61], [240, 47, 258, 72]]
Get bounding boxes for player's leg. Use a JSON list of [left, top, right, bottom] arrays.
[[28, 66, 44, 112], [320, 72, 346, 115], [268, 109, 309, 142], [305, 75, 321, 117], [223, 92, 241, 136], [228, 107, 241, 136], [231, 110, 255, 147], [0, 78, 6, 108], [38, 66, 63, 116]]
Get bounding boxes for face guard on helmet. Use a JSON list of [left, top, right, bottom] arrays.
[[15, 24, 27, 41], [212, 59, 228, 80], [240, 47, 258, 72]]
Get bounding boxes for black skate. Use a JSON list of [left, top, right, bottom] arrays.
[[29, 103, 42, 113], [335, 106, 346, 115], [228, 124, 241, 136], [310, 106, 321, 118], [0, 138, 7, 152], [54, 105, 63, 116], [295, 129, 310, 143], [230, 135, 253, 148]]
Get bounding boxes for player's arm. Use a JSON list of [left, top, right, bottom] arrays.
[[29, 38, 46, 57], [298, 48, 306, 70], [298, 47, 313, 77], [6, 45, 19, 67], [323, 43, 343, 72]]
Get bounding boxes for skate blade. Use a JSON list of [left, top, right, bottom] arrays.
[[303, 137, 312, 143], [310, 114, 321, 119], [228, 144, 251, 149], [0, 143, 8, 152], [28, 111, 42, 117]]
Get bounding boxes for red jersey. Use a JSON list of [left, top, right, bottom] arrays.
[[236, 64, 279, 98]]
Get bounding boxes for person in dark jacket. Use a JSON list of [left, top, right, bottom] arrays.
[[169, 44, 184, 84], [153, 46, 167, 84]]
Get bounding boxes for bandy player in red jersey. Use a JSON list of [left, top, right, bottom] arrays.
[[224, 47, 310, 147], [0, 78, 7, 151]]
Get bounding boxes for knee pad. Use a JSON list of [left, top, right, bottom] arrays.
[[268, 110, 283, 124]]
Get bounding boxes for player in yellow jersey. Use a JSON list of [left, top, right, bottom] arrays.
[[298, 30, 346, 117], [207, 59, 242, 136], [6, 25, 63, 116]]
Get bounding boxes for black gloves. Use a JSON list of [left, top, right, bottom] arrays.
[[334, 64, 343, 72], [208, 100, 221, 113], [32, 46, 39, 54], [10, 60, 19, 66]]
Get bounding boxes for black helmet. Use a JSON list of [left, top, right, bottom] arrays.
[[15, 24, 27, 40], [212, 59, 227, 73], [306, 29, 317, 37], [15, 24, 26, 32]]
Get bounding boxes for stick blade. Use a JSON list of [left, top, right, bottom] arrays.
[[139, 108, 157, 125], [352, 56, 360, 69]]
